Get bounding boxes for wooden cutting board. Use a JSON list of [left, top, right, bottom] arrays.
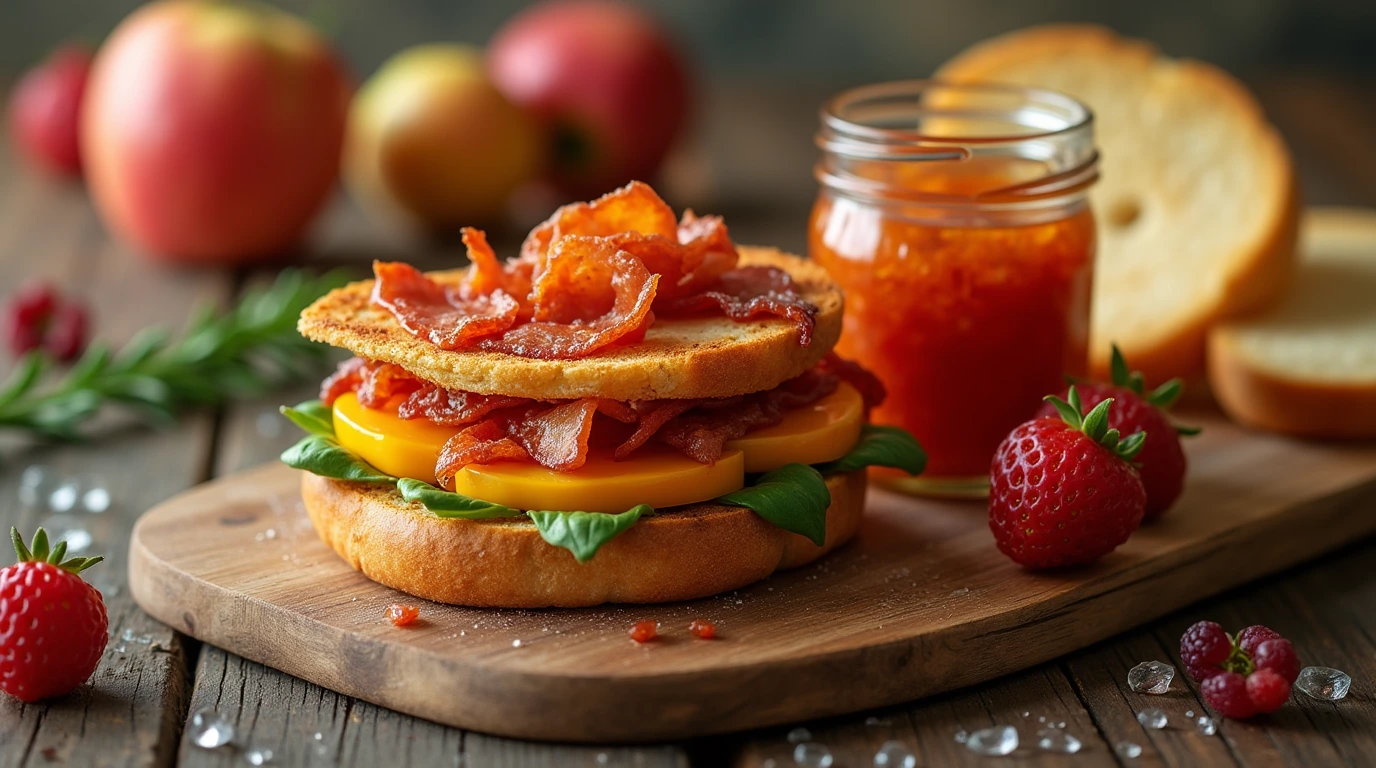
[[128, 411, 1376, 743]]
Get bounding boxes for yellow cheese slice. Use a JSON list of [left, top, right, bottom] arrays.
[[332, 392, 745, 511], [726, 382, 864, 472], [447, 449, 745, 514], [333, 392, 459, 482]]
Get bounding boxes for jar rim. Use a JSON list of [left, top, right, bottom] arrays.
[[819, 79, 1094, 148]]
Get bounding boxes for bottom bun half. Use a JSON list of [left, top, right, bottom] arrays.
[[301, 470, 867, 608]]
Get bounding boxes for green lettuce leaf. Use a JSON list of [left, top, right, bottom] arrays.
[[717, 463, 830, 546], [280, 400, 334, 436], [280, 434, 396, 484], [527, 505, 650, 563], [396, 478, 522, 519], [817, 425, 926, 476]]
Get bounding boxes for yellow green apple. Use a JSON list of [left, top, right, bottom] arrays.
[[345, 44, 545, 230]]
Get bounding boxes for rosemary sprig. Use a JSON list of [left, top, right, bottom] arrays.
[[0, 268, 351, 440]]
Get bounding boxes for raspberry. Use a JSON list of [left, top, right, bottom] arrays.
[[387, 604, 419, 627], [1245, 668, 1291, 713], [1181, 621, 1232, 679], [1236, 625, 1282, 657], [44, 305, 88, 362], [1202, 672, 1258, 719], [688, 619, 716, 639], [1253, 638, 1300, 684], [628, 620, 657, 643]]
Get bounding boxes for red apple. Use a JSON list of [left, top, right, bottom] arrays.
[[488, 0, 691, 197], [81, 1, 351, 264], [8, 44, 92, 177]]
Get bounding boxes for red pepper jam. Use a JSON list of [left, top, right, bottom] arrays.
[[628, 620, 659, 643], [811, 81, 1098, 494], [387, 604, 419, 627], [688, 619, 717, 639]]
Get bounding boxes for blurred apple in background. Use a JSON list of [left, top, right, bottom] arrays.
[[488, 0, 691, 198], [8, 44, 92, 178], [81, 0, 351, 265], [345, 44, 544, 232]]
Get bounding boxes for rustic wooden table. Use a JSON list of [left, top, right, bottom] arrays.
[[0, 76, 1373, 767]]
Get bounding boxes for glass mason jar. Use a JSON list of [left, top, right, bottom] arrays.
[[810, 81, 1099, 497]]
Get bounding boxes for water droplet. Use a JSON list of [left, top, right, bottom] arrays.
[[310, 734, 333, 759], [48, 482, 80, 512], [873, 740, 915, 767], [595, 753, 609, 765], [512, 639, 522, 648], [18, 466, 58, 508], [1136, 707, 1167, 729], [38, 517, 92, 554], [793, 742, 833, 768], [189, 710, 234, 749], [1115, 741, 1143, 759], [964, 726, 1017, 756], [1196, 716, 1217, 735], [81, 487, 111, 513], [1128, 660, 1175, 694], [786, 727, 812, 743], [1295, 667, 1351, 701], [245, 746, 274, 765], [1037, 728, 1082, 754], [1185, 710, 1194, 718], [953, 729, 968, 744], [121, 628, 152, 645]]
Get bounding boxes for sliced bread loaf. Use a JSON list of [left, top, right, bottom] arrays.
[[1209, 208, 1376, 438]]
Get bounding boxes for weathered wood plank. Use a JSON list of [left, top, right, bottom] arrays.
[[0, 156, 232, 767], [729, 663, 1117, 767]]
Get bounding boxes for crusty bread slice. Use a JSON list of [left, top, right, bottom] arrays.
[[938, 24, 1298, 385], [301, 469, 865, 608], [299, 247, 842, 401], [1208, 208, 1376, 438]]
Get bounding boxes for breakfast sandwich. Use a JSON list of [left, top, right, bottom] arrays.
[[280, 182, 925, 607]]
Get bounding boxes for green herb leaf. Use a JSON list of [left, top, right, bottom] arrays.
[[718, 463, 831, 546], [818, 424, 926, 476], [527, 505, 650, 563], [0, 269, 352, 441], [281, 400, 335, 437], [396, 479, 521, 519], [280, 434, 395, 484]]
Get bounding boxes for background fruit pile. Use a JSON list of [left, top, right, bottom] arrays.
[[7, 0, 692, 264]]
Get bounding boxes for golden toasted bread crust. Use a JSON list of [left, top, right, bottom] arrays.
[[298, 248, 843, 400], [301, 469, 866, 608]]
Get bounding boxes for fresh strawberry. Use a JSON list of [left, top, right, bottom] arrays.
[[0, 529, 108, 702], [1037, 345, 1198, 520], [989, 387, 1147, 568], [1181, 621, 1301, 718]]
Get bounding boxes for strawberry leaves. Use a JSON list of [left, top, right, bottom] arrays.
[[1107, 344, 1199, 436], [1044, 386, 1147, 463], [10, 527, 102, 575]]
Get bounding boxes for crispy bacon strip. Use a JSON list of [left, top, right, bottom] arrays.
[[320, 357, 366, 406], [371, 260, 520, 350], [478, 237, 659, 359], [658, 266, 818, 346], [613, 399, 703, 460], [397, 384, 529, 426], [436, 420, 530, 488], [521, 181, 679, 268], [654, 367, 839, 463]]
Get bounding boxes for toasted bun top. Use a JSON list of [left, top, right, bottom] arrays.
[[299, 247, 843, 400], [939, 24, 1298, 384]]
